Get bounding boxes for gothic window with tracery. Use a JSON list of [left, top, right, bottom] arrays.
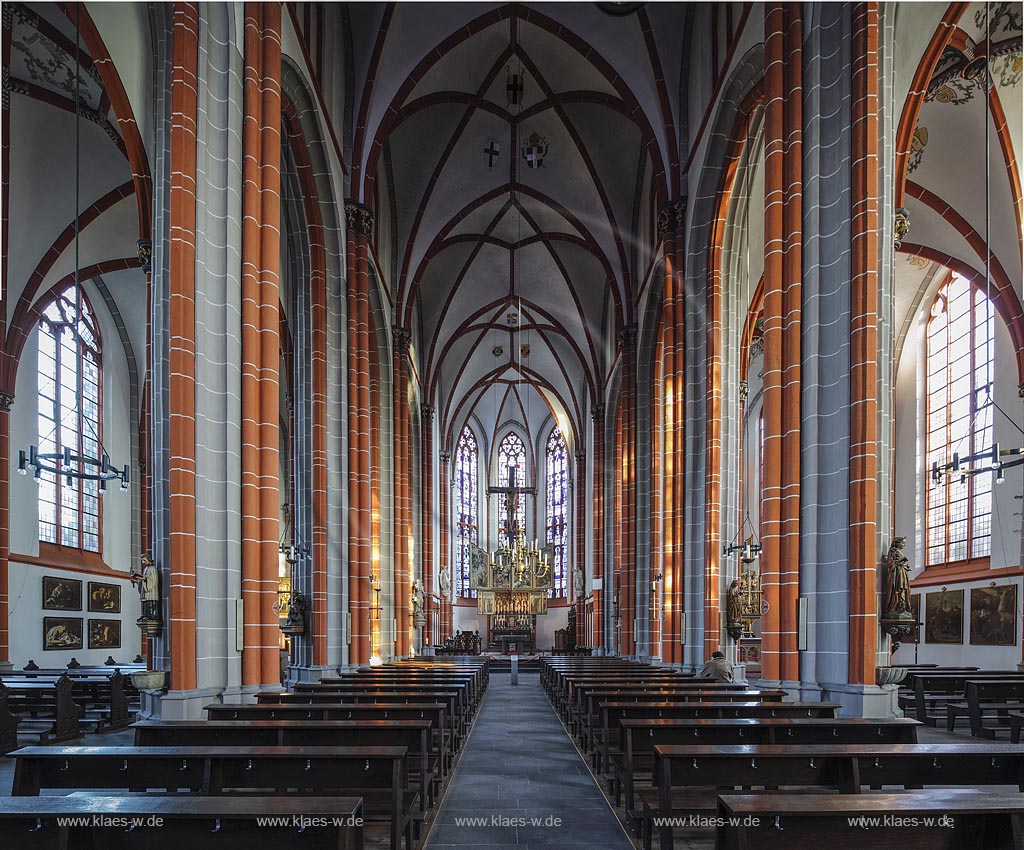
[[37, 284, 102, 552], [926, 272, 995, 565], [454, 426, 479, 598], [545, 426, 569, 598], [496, 431, 527, 541]]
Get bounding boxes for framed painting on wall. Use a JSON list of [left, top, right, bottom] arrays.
[[970, 584, 1017, 646], [42, 576, 82, 611], [88, 582, 121, 613], [925, 588, 964, 644], [43, 617, 83, 650], [88, 619, 122, 650]]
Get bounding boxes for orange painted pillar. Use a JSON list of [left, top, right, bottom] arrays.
[[618, 327, 637, 656], [241, 2, 283, 686], [345, 201, 373, 666], [760, 2, 786, 683], [438, 449, 452, 641], [778, 4, 804, 685], [393, 328, 412, 657], [574, 448, 586, 648], [849, 2, 881, 686], [421, 404, 435, 644], [167, 2, 199, 693], [590, 403, 605, 651]]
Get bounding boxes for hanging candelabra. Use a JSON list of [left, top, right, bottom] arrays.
[[18, 7, 129, 494]]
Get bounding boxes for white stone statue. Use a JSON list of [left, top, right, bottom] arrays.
[[573, 566, 584, 597], [411, 579, 425, 623], [130, 554, 161, 621], [439, 566, 451, 598]]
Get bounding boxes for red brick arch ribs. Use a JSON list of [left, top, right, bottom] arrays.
[[240, 2, 283, 687], [849, 2, 881, 687]]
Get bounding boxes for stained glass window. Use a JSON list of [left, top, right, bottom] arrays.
[[926, 272, 994, 566], [496, 432, 527, 542], [545, 427, 569, 598], [37, 284, 102, 552], [454, 426, 479, 598]]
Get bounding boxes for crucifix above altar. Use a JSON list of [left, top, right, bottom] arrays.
[[469, 464, 554, 615]]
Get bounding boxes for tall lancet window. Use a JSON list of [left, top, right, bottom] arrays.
[[454, 426, 479, 598], [545, 426, 569, 598], [926, 272, 995, 566], [497, 432, 527, 541], [37, 284, 102, 552]]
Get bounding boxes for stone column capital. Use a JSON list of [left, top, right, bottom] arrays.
[[590, 402, 605, 422], [393, 326, 412, 354], [894, 208, 910, 250], [657, 198, 687, 238], [0, 390, 13, 412], [574, 449, 586, 464], [616, 325, 637, 351], [439, 449, 452, 464], [344, 200, 374, 238]]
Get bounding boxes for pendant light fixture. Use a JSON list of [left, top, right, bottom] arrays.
[[17, 6, 130, 493]]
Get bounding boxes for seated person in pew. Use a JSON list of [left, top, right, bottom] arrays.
[[698, 651, 734, 683]]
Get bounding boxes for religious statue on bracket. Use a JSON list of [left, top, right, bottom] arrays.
[[411, 579, 426, 628], [282, 590, 308, 636], [880, 536, 916, 650], [573, 566, 585, 598], [439, 565, 451, 599], [129, 553, 162, 637]]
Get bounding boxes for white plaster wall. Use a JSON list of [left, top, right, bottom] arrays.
[[7, 280, 138, 666], [891, 576, 1023, 669], [894, 277, 1024, 669], [7, 562, 142, 667]]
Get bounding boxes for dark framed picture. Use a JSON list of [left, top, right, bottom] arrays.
[[42, 576, 82, 611], [43, 616, 83, 650], [925, 588, 964, 644], [970, 584, 1017, 646], [904, 593, 921, 644], [88, 581, 121, 613], [87, 618, 121, 650]]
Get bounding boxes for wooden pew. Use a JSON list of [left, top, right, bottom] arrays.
[[594, 701, 841, 773], [645, 743, 1024, 850], [910, 672, 1024, 726], [0, 795, 364, 850], [715, 789, 1024, 850], [288, 682, 472, 730], [946, 680, 1024, 738], [205, 702, 455, 768], [3, 671, 131, 733], [253, 689, 466, 741], [613, 717, 921, 816], [10, 745, 414, 850], [574, 686, 782, 746], [2, 674, 82, 743], [0, 682, 19, 754], [134, 718, 441, 809]]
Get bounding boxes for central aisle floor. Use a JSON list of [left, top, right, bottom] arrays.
[[423, 673, 635, 850]]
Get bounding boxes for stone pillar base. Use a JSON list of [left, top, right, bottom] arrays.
[[153, 685, 261, 721], [287, 665, 333, 685], [818, 681, 899, 718]]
